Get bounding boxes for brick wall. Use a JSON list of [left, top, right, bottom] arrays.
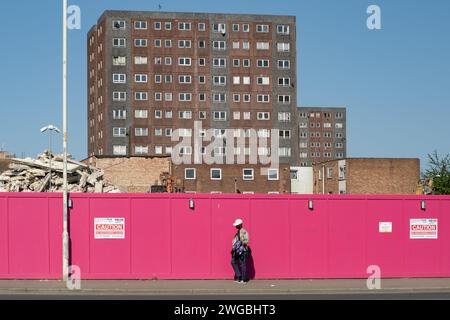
[[172, 164, 291, 194], [347, 158, 420, 195], [85, 156, 171, 193]]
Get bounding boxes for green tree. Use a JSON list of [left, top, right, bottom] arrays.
[[424, 151, 450, 195]]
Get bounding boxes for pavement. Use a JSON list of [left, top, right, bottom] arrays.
[[2, 278, 450, 298]]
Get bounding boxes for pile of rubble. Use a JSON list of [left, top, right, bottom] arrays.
[[0, 151, 121, 193]]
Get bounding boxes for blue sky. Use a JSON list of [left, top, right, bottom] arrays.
[[0, 0, 449, 170]]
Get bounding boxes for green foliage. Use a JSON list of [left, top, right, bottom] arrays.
[[424, 151, 450, 195]]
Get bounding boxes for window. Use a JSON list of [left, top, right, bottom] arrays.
[[243, 77, 251, 85], [233, 24, 239, 32], [243, 59, 250, 67], [113, 92, 126, 101], [233, 76, 240, 85], [336, 123, 344, 129], [211, 169, 222, 180], [213, 58, 226, 68], [213, 76, 226, 86], [178, 22, 192, 30], [257, 95, 270, 103], [213, 41, 226, 50], [243, 94, 251, 103], [233, 94, 240, 102], [134, 74, 148, 83], [257, 59, 270, 68], [243, 112, 251, 120], [279, 148, 291, 157], [278, 95, 291, 104], [179, 75, 192, 84], [335, 143, 344, 149], [336, 112, 344, 119], [163, 57, 172, 65], [179, 93, 192, 101], [233, 41, 240, 49], [277, 25, 290, 35], [113, 38, 126, 47], [213, 111, 227, 121], [213, 23, 226, 34], [154, 128, 162, 136], [198, 23, 206, 31], [178, 57, 192, 66], [256, 42, 270, 50], [113, 56, 127, 66], [134, 56, 147, 65], [155, 92, 162, 101], [165, 147, 173, 155], [243, 24, 250, 32], [336, 133, 344, 138], [243, 41, 250, 50], [135, 146, 149, 155], [257, 112, 270, 120], [258, 129, 270, 138], [155, 75, 162, 83], [113, 145, 127, 156], [179, 146, 192, 155], [135, 128, 148, 137], [199, 93, 206, 101], [134, 110, 148, 119], [278, 112, 291, 122], [233, 59, 240, 67], [199, 111, 207, 120], [233, 112, 241, 120], [134, 21, 147, 30], [179, 111, 193, 119], [165, 75, 173, 83], [178, 40, 191, 48], [199, 76, 206, 84], [268, 169, 279, 181], [277, 43, 290, 52], [243, 169, 254, 181], [135, 92, 148, 101], [135, 39, 148, 47], [113, 74, 126, 84], [113, 20, 126, 30], [113, 127, 127, 137], [113, 110, 127, 120], [164, 92, 173, 101], [257, 77, 270, 85], [278, 77, 290, 87], [336, 153, 345, 159], [154, 110, 162, 119], [198, 40, 206, 48], [279, 130, 291, 139], [154, 22, 161, 30], [165, 111, 173, 119], [198, 58, 206, 66], [213, 93, 226, 103], [164, 40, 172, 48], [278, 60, 290, 69], [185, 169, 196, 180], [164, 22, 172, 30], [256, 24, 269, 33]]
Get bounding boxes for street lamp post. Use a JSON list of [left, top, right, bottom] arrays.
[[40, 125, 61, 191]]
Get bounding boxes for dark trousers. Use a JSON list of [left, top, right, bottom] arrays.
[[231, 253, 247, 281]]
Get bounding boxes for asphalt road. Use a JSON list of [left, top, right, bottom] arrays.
[[2, 292, 450, 300]]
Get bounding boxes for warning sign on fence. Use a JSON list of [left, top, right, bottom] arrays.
[[410, 219, 438, 239], [94, 218, 125, 239]]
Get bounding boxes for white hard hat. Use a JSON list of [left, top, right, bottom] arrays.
[[233, 219, 244, 227]]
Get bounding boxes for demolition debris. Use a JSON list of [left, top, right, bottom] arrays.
[[0, 151, 121, 193]]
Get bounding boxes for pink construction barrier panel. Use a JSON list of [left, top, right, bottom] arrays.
[[0, 193, 449, 279]]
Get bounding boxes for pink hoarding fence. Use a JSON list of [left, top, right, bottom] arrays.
[[0, 193, 449, 279]]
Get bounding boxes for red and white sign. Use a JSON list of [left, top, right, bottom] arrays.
[[410, 219, 438, 239], [94, 218, 125, 239]]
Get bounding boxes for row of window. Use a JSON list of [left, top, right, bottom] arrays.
[[113, 73, 291, 87], [300, 132, 345, 138], [299, 112, 345, 119], [113, 91, 291, 104], [112, 110, 292, 122], [112, 56, 291, 69], [112, 127, 291, 139], [300, 152, 345, 159], [113, 20, 290, 35], [112, 38, 291, 52], [299, 122, 345, 129], [183, 168, 281, 182], [300, 142, 345, 148]]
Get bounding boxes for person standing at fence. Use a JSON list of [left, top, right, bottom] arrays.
[[231, 219, 251, 283]]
